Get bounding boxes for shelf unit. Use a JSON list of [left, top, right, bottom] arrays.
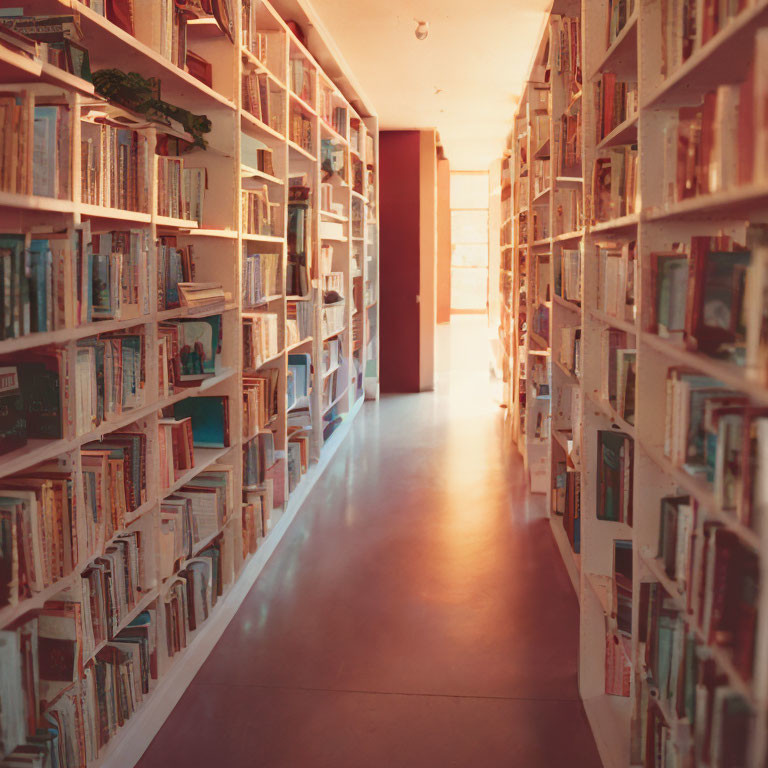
[[497, 1, 768, 766], [0, 1, 378, 766]]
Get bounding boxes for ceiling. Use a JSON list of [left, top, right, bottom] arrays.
[[305, 0, 551, 171]]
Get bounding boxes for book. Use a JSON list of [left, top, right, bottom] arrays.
[[596, 430, 633, 525], [173, 396, 230, 448], [242, 312, 280, 369]]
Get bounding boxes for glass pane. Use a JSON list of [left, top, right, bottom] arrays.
[[452, 243, 488, 268], [451, 173, 489, 209], [451, 268, 488, 311], [451, 210, 488, 244]]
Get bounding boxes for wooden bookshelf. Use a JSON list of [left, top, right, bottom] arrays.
[[0, 1, 378, 766], [497, 0, 768, 766]]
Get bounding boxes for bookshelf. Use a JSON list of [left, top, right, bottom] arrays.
[[0, 2, 378, 766], [498, 0, 768, 766]]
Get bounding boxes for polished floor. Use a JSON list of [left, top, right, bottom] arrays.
[[137, 316, 602, 768]]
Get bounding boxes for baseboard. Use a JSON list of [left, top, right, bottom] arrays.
[[100, 396, 366, 768]]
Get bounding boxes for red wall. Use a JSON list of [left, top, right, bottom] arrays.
[[380, 131, 421, 392]]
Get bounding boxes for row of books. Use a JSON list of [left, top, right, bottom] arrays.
[[242, 187, 280, 237], [651, 227, 767, 371], [157, 236, 194, 311], [318, 91, 347, 138], [0, 601, 157, 767], [289, 110, 313, 153], [81, 431, 147, 551], [591, 145, 638, 223], [550, 14, 581, 101], [556, 247, 581, 302], [600, 329, 636, 425], [606, 0, 635, 47], [554, 464, 581, 553], [159, 466, 234, 573], [559, 325, 582, 378], [243, 368, 279, 437], [75, 331, 146, 434], [77, 227, 151, 323], [243, 312, 280, 369], [553, 187, 582, 236], [242, 70, 285, 135], [290, 57, 313, 104], [243, 431, 276, 489], [663, 367, 768, 529], [241, 22, 284, 80], [156, 157, 205, 225], [660, 0, 748, 80], [243, 251, 281, 306], [597, 240, 636, 322], [286, 300, 313, 346], [0, 465, 77, 606], [636, 576, 754, 766], [0, 232, 67, 340], [556, 103, 582, 177], [595, 73, 638, 142], [81, 118, 150, 213], [287, 429, 310, 492]]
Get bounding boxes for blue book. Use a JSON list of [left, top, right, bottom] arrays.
[[173, 396, 229, 448]]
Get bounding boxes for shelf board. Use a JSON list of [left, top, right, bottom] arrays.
[[287, 139, 317, 162], [641, 332, 768, 407], [644, 2, 768, 109], [554, 229, 584, 242], [586, 390, 636, 438], [68, 0, 237, 111], [645, 183, 768, 222], [163, 445, 234, 498], [289, 89, 317, 117], [320, 210, 349, 222], [555, 176, 583, 185], [322, 385, 349, 414], [532, 187, 551, 203], [554, 358, 580, 384], [286, 336, 313, 351], [553, 295, 581, 313], [588, 307, 637, 335], [157, 301, 237, 321], [583, 694, 632, 768], [596, 113, 639, 150], [286, 295, 312, 302], [589, 213, 639, 233], [240, 164, 285, 185], [323, 327, 346, 341], [242, 233, 285, 243], [529, 330, 550, 350], [532, 237, 552, 247], [244, 294, 284, 308], [240, 110, 285, 141], [177, 228, 238, 239], [155, 215, 200, 229], [319, 119, 349, 146], [240, 47, 287, 91], [322, 362, 341, 379], [80, 203, 152, 223], [589, 11, 638, 80], [533, 137, 550, 159]]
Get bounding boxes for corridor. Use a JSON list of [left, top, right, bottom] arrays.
[[137, 318, 602, 767]]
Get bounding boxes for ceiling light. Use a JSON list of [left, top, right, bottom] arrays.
[[414, 20, 429, 40]]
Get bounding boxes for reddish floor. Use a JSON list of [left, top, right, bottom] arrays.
[[137, 318, 602, 768]]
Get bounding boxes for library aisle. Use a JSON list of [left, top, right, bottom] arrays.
[[137, 317, 602, 768]]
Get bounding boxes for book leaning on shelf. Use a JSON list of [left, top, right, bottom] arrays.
[[590, 144, 638, 223], [158, 314, 222, 388], [157, 156, 206, 225], [242, 69, 285, 135], [242, 186, 280, 236]]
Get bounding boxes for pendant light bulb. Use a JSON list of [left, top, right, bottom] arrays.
[[415, 20, 429, 40]]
